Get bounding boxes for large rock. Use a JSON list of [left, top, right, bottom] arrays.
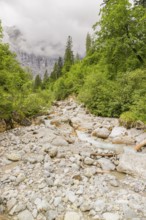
[[92, 128, 111, 139], [52, 136, 68, 146], [109, 127, 127, 138], [117, 150, 146, 179]]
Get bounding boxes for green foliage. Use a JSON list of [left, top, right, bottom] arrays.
[[86, 33, 92, 55], [33, 74, 42, 90], [50, 57, 63, 81], [93, 0, 146, 76], [0, 21, 53, 121], [63, 36, 74, 73]]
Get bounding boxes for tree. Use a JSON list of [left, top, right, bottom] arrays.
[[34, 74, 42, 90], [57, 56, 63, 77], [86, 33, 92, 55], [134, 0, 146, 7], [75, 53, 81, 63], [63, 36, 74, 73], [93, 0, 146, 76], [50, 57, 63, 81]]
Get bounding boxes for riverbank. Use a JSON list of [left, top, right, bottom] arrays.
[[0, 98, 146, 220]]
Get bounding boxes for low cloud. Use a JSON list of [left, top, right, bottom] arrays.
[[0, 0, 102, 56]]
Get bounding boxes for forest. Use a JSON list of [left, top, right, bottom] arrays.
[[0, 0, 146, 127]]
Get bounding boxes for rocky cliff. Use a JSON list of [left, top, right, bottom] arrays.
[[3, 26, 57, 78]]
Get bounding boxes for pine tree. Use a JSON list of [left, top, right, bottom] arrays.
[[75, 53, 80, 63], [57, 57, 63, 77], [86, 33, 92, 55], [34, 74, 42, 90], [63, 36, 74, 73], [42, 70, 49, 89], [50, 62, 58, 80]]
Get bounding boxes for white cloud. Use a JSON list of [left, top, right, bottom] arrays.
[[0, 0, 103, 56]]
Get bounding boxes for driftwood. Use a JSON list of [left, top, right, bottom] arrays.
[[134, 140, 146, 151], [90, 153, 117, 158]]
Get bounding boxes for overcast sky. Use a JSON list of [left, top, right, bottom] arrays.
[[0, 0, 103, 56]]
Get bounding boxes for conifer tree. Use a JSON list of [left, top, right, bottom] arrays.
[[63, 36, 74, 73], [57, 57, 63, 77], [34, 74, 42, 90], [86, 33, 92, 55]]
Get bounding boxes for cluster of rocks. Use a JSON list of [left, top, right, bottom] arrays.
[[0, 98, 146, 220]]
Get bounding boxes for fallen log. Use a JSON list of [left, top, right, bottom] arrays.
[[90, 153, 117, 158], [134, 140, 146, 151]]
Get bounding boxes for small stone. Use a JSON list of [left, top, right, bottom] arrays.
[[6, 153, 21, 162], [84, 157, 94, 165], [72, 175, 82, 181], [94, 200, 106, 212], [34, 198, 49, 211], [49, 148, 58, 158], [80, 201, 92, 212], [110, 180, 119, 187], [54, 197, 62, 207], [15, 173, 26, 185], [17, 210, 34, 220], [66, 191, 77, 203], [46, 210, 57, 220], [46, 178, 54, 187], [84, 167, 96, 178]]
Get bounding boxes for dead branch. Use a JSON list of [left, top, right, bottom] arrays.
[[134, 140, 146, 151]]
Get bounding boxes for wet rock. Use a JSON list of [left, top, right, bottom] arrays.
[[17, 210, 34, 220]]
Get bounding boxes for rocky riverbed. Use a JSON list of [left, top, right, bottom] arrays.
[[0, 98, 146, 220]]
